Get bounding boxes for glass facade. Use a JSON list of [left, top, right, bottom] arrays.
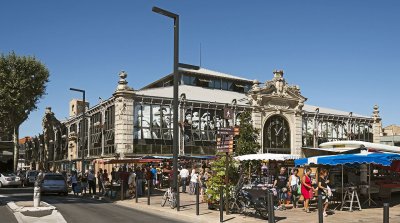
[[181, 74, 251, 93], [133, 101, 245, 155], [90, 111, 102, 156], [302, 115, 373, 147]]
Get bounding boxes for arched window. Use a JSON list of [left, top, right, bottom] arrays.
[[263, 115, 291, 154]]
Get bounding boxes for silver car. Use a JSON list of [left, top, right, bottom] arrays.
[[0, 173, 21, 188], [41, 173, 68, 195]]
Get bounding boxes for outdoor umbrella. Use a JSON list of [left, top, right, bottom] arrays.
[[295, 152, 400, 208]]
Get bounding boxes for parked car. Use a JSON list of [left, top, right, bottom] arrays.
[[25, 170, 39, 186], [40, 173, 68, 196], [0, 173, 21, 188]]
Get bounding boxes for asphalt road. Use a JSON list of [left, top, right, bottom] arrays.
[[0, 186, 185, 223]]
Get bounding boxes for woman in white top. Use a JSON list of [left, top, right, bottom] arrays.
[[288, 168, 300, 208], [189, 169, 198, 195]]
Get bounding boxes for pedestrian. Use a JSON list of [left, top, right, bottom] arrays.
[[189, 169, 199, 195], [97, 168, 104, 195], [70, 171, 78, 196], [150, 165, 157, 190], [127, 168, 136, 198], [81, 171, 88, 195], [179, 166, 189, 193], [301, 167, 314, 213], [111, 167, 117, 182], [200, 168, 210, 202], [289, 168, 300, 208], [274, 167, 289, 210], [88, 170, 96, 195], [121, 166, 129, 197], [103, 169, 109, 183], [135, 166, 143, 196], [318, 169, 331, 217]]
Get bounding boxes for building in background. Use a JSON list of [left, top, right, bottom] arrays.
[[33, 67, 382, 172], [381, 124, 400, 146]]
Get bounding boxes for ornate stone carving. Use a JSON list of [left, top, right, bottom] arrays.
[[273, 70, 285, 96], [116, 71, 134, 92], [251, 79, 261, 92], [373, 104, 381, 123], [295, 99, 305, 116], [265, 101, 290, 110]]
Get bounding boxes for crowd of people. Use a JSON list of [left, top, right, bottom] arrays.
[[67, 160, 332, 217], [67, 160, 212, 201], [265, 166, 332, 217]]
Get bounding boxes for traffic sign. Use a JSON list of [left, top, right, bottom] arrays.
[[224, 108, 233, 119]]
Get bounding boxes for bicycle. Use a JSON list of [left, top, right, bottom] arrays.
[[161, 187, 177, 209]]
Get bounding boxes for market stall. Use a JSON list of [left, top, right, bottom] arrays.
[[295, 152, 400, 210], [234, 153, 300, 186]]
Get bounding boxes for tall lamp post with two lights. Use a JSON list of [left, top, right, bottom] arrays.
[[152, 6, 200, 211]]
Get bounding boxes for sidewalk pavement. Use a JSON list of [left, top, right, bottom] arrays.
[[97, 189, 400, 223]]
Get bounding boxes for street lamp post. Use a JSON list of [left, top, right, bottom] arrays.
[[69, 88, 86, 173], [152, 6, 180, 211]]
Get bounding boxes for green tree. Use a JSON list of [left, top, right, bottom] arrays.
[[206, 155, 238, 207], [235, 110, 260, 156], [206, 111, 260, 208], [0, 52, 49, 171]]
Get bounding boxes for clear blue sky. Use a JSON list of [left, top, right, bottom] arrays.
[[1, 1, 399, 137]]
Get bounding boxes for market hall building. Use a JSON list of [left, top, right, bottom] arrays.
[[34, 67, 382, 171]]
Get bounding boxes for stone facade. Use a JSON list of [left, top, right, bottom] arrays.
[[247, 70, 306, 155], [113, 71, 135, 158], [34, 67, 384, 172]]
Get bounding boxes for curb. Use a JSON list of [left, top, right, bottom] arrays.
[[7, 201, 67, 223], [7, 201, 56, 212]]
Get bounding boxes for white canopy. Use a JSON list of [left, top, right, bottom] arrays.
[[319, 141, 400, 154], [234, 153, 300, 161]]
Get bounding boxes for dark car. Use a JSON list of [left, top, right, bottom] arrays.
[[25, 170, 39, 186], [40, 173, 68, 196]]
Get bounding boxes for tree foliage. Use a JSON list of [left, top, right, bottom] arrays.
[[0, 52, 49, 171], [235, 110, 260, 156], [206, 111, 260, 205], [0, 52, 49, 128], [206, 156, 239, 204]]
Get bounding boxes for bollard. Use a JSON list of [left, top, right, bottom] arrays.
[[147, 179, 151, 205], [220, 186, 224, 223], [33, 186, 41, 207], [318, 194, 323, 223], [135, 178, 139, 203], [110, 181, 113, 199], [383, 203, 389, 223], [176, 181, 180, 211], [121, 180, 124, 201], [267, 190, 272, 223], [195, 182, 199, 215], [268, 190, 275, 223]]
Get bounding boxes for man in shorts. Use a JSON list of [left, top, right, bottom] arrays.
[[273, 167, 289, 210]]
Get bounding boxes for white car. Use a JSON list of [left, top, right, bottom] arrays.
[[0, 173, 21, 188]]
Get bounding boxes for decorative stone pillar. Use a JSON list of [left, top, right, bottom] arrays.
[[372, 105, 382, 143], [293, 115, 303, 155], [113, 71, 135, 158]]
